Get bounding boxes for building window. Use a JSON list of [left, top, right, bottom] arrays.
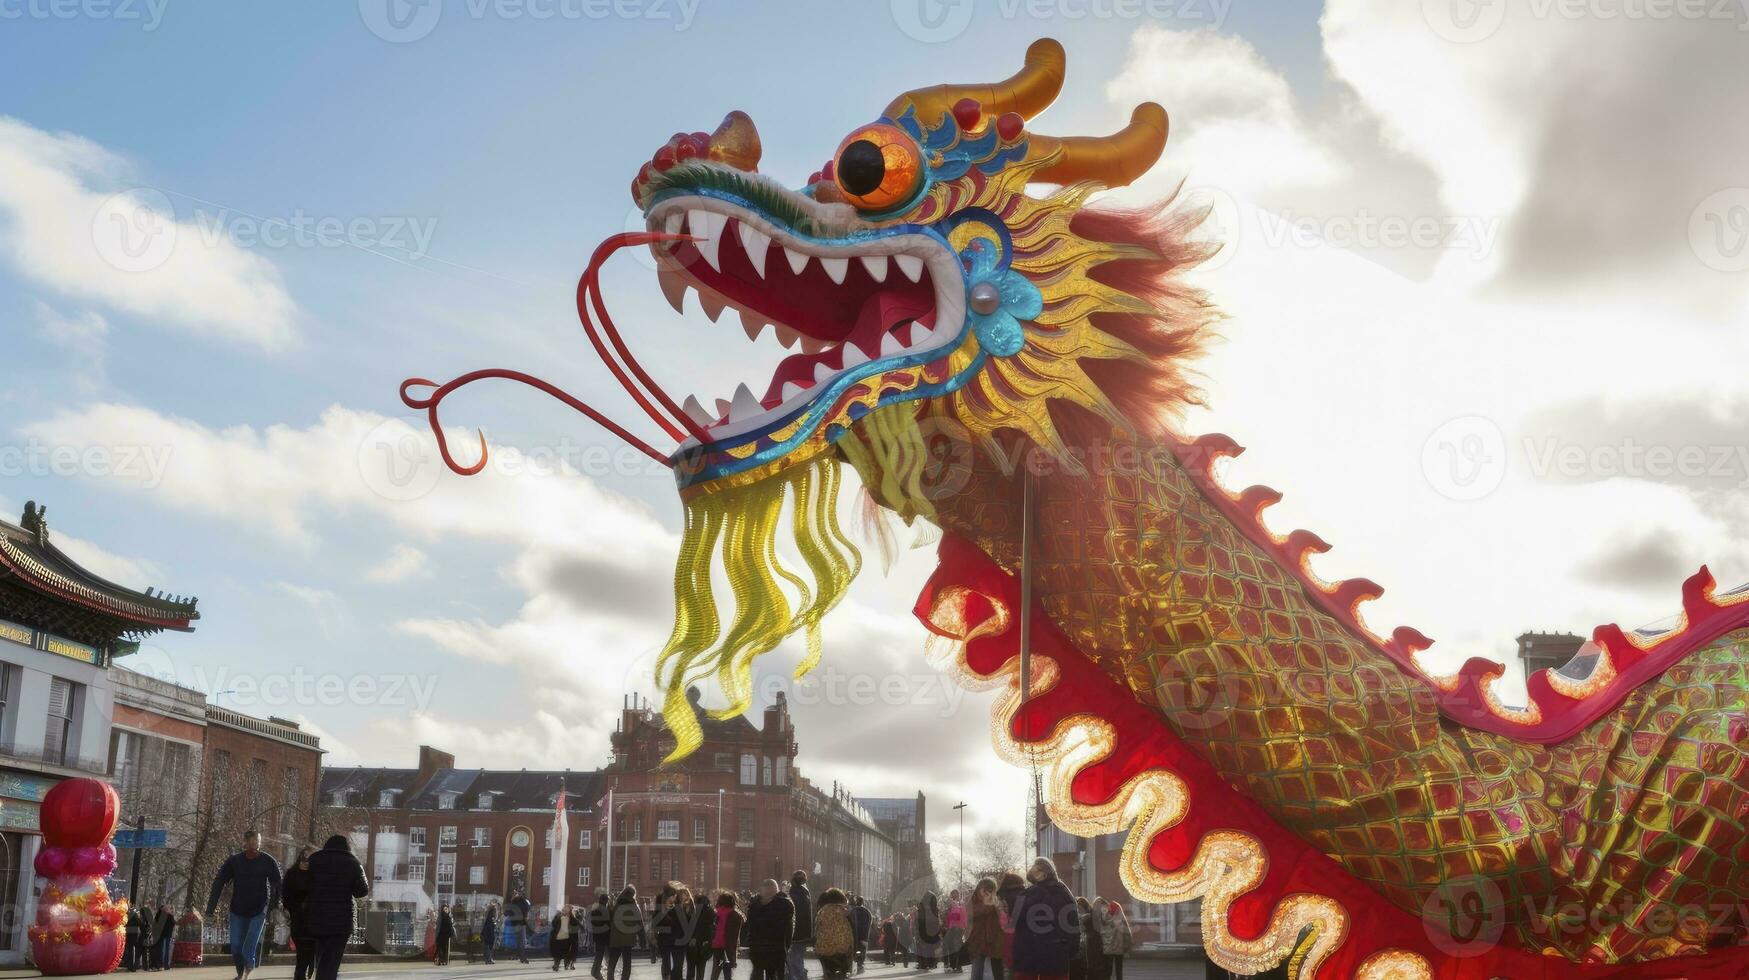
[[472, 827, 489, 847], [44, 678, 75, 766], [0, 664, 10, 738], [378, 790, 396, 807], [656, 817, 679, 841], [736, 858, 751, 890], [775, 758, 789, 787], [737, 810, 754, 844], [470, 866, 486, 885], [408, 860, 425, 883], [739, 754, 756, 785], [628, 856, 640, 884], [576, 867, 591, 887], [410, 827, 427, 849], [692, 817, 707, 843], [478, 793, 493, 809], [438, 792, 457, 809], [436, 854, 456, 885], [631, 816, 643, 841], [439, 825, 457, 847], [542, 867, 552, 886], [578, 830, 592, 850], [713, 753, 732, 771]]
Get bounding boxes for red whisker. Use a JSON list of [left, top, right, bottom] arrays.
[[580, 232, 713, 444], [399, 370, 672, 471]]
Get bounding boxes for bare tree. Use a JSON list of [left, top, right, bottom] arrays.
[[968, 829, 1023, 881]]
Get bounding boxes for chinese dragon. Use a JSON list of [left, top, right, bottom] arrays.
[[404, 39, 1749, 979]]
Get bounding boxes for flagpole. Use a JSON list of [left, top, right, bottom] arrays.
[[603, 787, 614, 893]]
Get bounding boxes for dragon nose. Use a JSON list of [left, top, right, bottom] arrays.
[[632, 111, 762, 205]]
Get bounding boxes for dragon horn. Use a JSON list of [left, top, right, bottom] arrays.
[[1027, 102, 1170, 189], [883, 37, 1066, 126]]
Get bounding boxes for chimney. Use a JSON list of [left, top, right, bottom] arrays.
[[415, 745, 455, 788]]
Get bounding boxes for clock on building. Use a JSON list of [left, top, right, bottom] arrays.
[[510, 829, 531, 848]]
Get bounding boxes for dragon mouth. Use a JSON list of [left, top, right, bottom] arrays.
[[645, 194, 965, 447]]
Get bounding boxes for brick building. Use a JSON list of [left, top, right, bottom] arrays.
[[0, 503, 198, 962], [317, 688, 907, 943], [107, 668, 325, 910]]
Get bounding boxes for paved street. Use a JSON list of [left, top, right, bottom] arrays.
[[0, 956, 1212, 980]]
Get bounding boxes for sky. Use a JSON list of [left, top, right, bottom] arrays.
[[1, 1, 1746, 861]]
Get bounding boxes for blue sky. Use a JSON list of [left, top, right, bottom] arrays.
[[2, 1, 1745, 848]]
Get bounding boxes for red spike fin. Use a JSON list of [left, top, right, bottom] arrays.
[[1235, 485, 1282, 520]]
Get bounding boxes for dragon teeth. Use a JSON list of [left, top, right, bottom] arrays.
[[698, 289, 726, 322], [859, 255, 888, 282], [657, 268, 687, 314], [812, 361, 835, 384], [729, 383, 761, 422], [839, 343, 869, 369], [879, 331, 904, 357], [780, 381, 807, 402], [663, 212, 684, 238], [784, 246, 810, 275], [681, 395, 714, 427], [820, 257, 849, 284], [738, 224, 771, 278], [740, 309, 765, 341], [688, 209, 726, 271], [895, 254, 923, 282]]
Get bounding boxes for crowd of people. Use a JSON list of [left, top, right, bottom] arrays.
[[422, 857, 1132, 980], [202, 830, 1133, 980]]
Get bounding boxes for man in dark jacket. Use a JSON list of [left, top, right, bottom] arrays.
[[282, 848, 315, 980], [508, 891, 535, 963], [482, 903, 501, 965], [786, 871, 811, 980], [205, 830, 283, 980], [848, 898, 872, 975], [589, 893, 611, 978], [303, 834, 369, 980], [606, 886, 647, 980], [1010, 858, 1079, 980], [746, 880, 794, 980]]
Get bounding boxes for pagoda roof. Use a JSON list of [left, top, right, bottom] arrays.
[[0, 502, 198, 639]]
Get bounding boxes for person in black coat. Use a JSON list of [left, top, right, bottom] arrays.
[[282, 848, 316, 980], [124, 905, 146, 971], [151, 904, 177, 970], [785, 872, 811, 980], [605, 886, 648, 980], [436, 906, 456, 967], [589, 893, 611, 978], [685, 892, 714, 980], [303, 835, 369, 980], [549, 905, 581, 972], [849, 898, 871, 975], [745, 880, 794, 980], [482, 904, 501, 965], [1010, 858, 1079, 980]]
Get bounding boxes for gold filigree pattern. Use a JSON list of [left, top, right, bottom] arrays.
[[921, 585, 1348, 980], [1354, 950, 1433, 980]]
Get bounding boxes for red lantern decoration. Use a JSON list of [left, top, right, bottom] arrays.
[[39, 778, 118, 848]]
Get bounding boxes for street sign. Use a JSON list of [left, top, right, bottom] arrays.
[[114, 828, 168, 849]]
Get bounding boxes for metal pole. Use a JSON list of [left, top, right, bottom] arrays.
[[1018, 470, 1034, 712], [128, 814, 145, 908], [716, 789, 724, 892]]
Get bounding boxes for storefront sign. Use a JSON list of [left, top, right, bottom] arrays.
[[0, 617, 100, 665]]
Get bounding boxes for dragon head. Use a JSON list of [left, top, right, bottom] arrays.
[[622, 39, 1215, 757], [405, 39, 1213, 757]]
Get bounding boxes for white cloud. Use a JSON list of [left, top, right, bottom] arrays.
[[1105, 26, 1340, 198], [364, 543, 430, 584], [44, 528, 165, 592], [0, 117, 298, 351]]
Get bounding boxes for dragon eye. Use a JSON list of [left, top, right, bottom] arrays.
[[832, 124, 923, 212]]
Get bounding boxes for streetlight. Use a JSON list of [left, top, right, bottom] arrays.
[[952, 802, 967, 893]]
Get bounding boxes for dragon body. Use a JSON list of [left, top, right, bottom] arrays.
[[407, 39, 1749, 979]]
